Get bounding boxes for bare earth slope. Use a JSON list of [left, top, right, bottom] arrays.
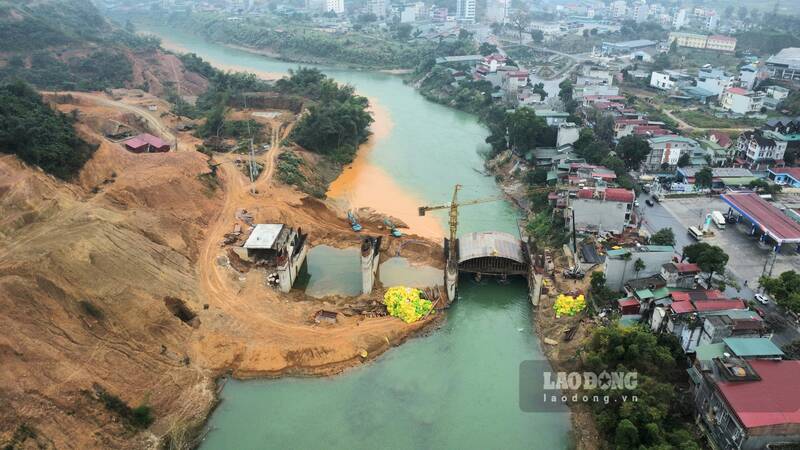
[[0, 95, 441, 448]]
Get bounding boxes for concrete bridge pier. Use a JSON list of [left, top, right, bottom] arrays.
[[445, 261, 458, 302], [276, 231, 309, 293], [361, 236, 382, 295]]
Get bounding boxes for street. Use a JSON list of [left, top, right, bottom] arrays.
[[637, 193, 800, 347]]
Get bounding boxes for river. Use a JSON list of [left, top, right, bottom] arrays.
[[142, 27, 572, 449]]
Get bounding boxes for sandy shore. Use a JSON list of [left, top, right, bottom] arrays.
[[326, 100, 445, 239]]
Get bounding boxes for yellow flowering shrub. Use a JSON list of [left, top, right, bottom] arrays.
[[383, 286, 433, 323], [553, 293, 586, 318]]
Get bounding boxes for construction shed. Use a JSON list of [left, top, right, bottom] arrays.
[[243, 224, 292, 261], [123, 133, 171, 153]]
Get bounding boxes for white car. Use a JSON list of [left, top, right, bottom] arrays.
[[755, 293, 770, 305]]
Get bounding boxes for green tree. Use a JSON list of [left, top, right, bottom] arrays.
[[594, 114, 615, 145], [601, 154, 626, 176], [634, 258, 646, 278], [615, 419, 640, 450], [677, 152, 691, 168], [695, 167, 713, 189], [478, 42, 498, 55], [590, 271, 606, 292], [526, 167, 549, 185], [683, 242, 729, 285], [748, 178, 782, 195], [558, 79, 573, 103], [616, 135, 651, 170], [529, 29, 544, 43], [760, 271, 800, 314], [650, 228, 676, 246]]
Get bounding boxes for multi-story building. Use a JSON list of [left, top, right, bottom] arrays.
[[705, 34, 737, 52], [695, 67, 733, 96], [644, 135, 699, 171], [367, 0, 386, 17], [456, 0, 475, 22], [668, 32, 736, 52], [736, 129, 788, 169], [690, 358, 800, 450], [672, 8, 688, 29], [611, 0, 627, 18], [765, 47, 800, 83], [720, 87, 764, 115], [650, 71, 677, 90], [669, 31, 707, 49], [567, 187, 635, 235], [326, 0, 344, 13]]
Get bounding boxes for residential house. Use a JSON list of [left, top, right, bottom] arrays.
[[604, 245, 676, 291], [644, 135, 699, 171], [695, 67, 733, 96], [690, 359, 800, 449], [720, 87, 764, 115], [768, 167, 800, 187], [736, 129, 788, 170], [738, 64, 760, 90], [763, 85, 790, 110], [556, 122, 580, 147], [567, 187, 635, 235], [661, 262, 701, 288], [534, 110, 570, 126], [650, 71, 677, 90], [676, 167, 756, 189]]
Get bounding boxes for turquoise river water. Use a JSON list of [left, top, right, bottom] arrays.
[[142, 27, 572, 450]]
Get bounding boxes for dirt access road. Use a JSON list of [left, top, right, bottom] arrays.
[[45, 91, 177, 143]]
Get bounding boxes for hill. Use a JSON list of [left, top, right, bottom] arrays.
[[0, 0, 208, 97]]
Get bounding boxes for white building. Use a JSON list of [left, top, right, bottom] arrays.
[[672, 8, 688, 29], [456, 0, 476, 22], [695, 68, 733, 96], [650, 71, 676, 90], [326, 0, 344, 13], [367, 0, 386, 17], [604, 246, 677, 291], [569, 187, 635, 235], [739, 64, 759, 90], [644, 135, 699, 170], [720, 87, 764, 115], [737, 130, 788, 169], [611, 0, 627, 18]]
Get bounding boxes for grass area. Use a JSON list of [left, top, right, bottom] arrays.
[[666, 48, 741, 73], [672, 109, 764, 129]]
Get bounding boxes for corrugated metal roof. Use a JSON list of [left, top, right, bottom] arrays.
[[243, 224, 285, 249], [724, 338, 784, 357], [458, 231, 524, 264]]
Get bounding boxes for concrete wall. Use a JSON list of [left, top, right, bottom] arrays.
[[604, 251, 674, 291], [572, 199, 629, 235], [277, 238, 309, 293]]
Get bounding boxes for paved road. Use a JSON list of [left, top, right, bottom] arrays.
[[637, 192, 800, 346]]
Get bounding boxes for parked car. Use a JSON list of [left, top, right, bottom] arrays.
[[645, 199, 654, 207], [753, 306, 766, 318], [755, 293, 770, 305]]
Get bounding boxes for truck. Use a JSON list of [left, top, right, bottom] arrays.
[[711, 211, 726, 230], [688, 226, 704, 241]]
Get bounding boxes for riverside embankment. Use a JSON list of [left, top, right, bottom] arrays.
[[144, 26, 572, 450]]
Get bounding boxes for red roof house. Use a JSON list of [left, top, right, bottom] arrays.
[[618, 297, 641, 315], [717, 360, 800, 429], [123, 133, 170, 153]]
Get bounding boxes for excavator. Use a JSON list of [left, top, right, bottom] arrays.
[[347, 210, 362, 232]]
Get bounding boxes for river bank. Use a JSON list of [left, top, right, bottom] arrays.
[[141, 28, 572, 450]]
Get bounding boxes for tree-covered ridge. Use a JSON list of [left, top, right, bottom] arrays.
[[0, 82, 96, 180], [282, 68, 373, 163], [0, 0, 159, 91]]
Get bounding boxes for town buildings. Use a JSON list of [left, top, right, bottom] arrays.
[[325, 0, 343, 13], [604, 246, 676, 291]]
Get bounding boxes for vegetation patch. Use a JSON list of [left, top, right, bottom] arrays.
[[94, 385, 154, 429], [0, 81, 96, 179]]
